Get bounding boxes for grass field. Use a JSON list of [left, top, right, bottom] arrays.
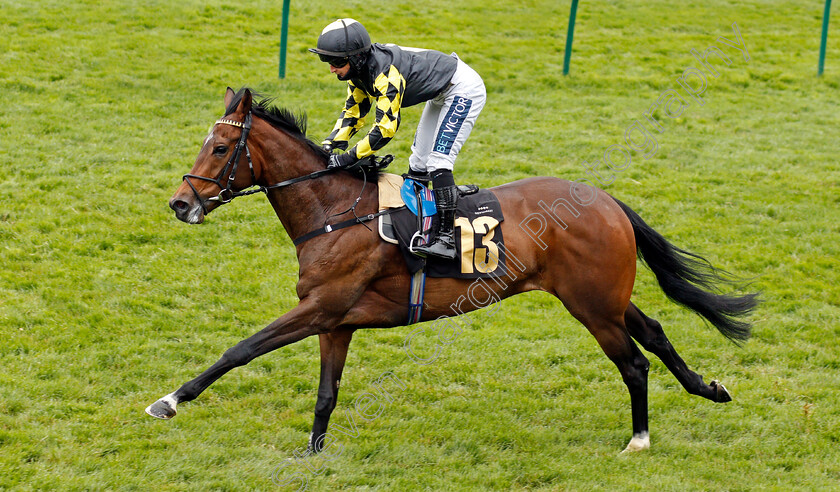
[[2, 0, 839, 490]]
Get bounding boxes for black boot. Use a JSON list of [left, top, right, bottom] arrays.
[[414, 184, 458, 260]]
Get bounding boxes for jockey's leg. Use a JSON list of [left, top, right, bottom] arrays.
[[408, 97, 442, 177], [412, 59, 486, 260]]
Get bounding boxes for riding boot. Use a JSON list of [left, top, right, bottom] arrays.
[[414, 184, 458, 260]]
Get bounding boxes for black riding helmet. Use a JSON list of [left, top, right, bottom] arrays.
[[309, 19, 371, 79]]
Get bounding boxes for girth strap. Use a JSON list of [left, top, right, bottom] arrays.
[[292, 208, 399, 246]]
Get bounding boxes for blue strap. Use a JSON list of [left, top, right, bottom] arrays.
[[407, 268, 427, 324]]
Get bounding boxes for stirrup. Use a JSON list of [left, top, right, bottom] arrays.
[[409, 231, 429, 256]]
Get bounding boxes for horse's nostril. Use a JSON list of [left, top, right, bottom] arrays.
[[171, 199, 189, 212]]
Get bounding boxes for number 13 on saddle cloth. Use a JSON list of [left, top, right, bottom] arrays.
[[376, 173, 511, 279]]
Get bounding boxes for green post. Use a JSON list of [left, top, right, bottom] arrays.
[[563, 0, 580, 76], [278, 0, 291, 79], [819, 0, 832, 76]]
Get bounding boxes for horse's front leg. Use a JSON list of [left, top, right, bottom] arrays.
[[145, 299, 334, 419], [309, 329, 355, 452]]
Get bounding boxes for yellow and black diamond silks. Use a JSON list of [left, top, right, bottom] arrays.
[[324, 66, 406, 160]]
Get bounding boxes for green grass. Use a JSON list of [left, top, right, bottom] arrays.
[[2, 0, 839, 490]]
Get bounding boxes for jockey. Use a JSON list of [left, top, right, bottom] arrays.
[[310, 18, 486, 260]]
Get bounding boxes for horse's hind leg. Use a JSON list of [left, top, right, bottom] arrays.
[[624, 302, 731, 403], [574, 312, 652, 453]]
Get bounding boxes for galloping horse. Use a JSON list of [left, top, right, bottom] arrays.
[[147, 88, 758, 453]]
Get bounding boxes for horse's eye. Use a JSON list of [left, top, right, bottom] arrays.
[[213, 145, 228, 156]]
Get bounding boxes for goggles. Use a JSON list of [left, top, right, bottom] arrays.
[[319, 54, 350, 68]]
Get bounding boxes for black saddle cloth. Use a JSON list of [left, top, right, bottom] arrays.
[[390, 189, 507, 279]]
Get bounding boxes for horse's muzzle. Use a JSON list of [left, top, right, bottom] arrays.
[[169, 196, 205, 224]]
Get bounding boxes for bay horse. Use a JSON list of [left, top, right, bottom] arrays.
[[147, 88, 758, 453]]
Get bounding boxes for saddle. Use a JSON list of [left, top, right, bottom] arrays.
[[377, 173, 507, 279]]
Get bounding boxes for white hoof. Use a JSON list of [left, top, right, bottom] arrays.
[[621, 432, 650, 453], [145, 393, 178, 419]]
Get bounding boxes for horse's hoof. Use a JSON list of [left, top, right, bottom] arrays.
[[620, 432, 650, 454], [711, 380, 732, 403], [145, 394, 178, 419]]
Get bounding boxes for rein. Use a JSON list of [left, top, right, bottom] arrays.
[[183, 111, 389, 246], [183, 112, 347, 211]]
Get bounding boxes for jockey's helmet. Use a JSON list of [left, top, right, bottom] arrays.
[[309, 19, 371, 65]]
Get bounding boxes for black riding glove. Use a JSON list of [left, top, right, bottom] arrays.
[[328, 152, 355, 169], [322, 140, 348, 153]]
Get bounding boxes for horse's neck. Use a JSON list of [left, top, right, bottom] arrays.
[[257, 132, 373, 243]]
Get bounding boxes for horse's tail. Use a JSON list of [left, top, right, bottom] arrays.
[[612, 197, 759, 344]]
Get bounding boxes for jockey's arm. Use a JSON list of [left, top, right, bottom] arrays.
[[332, 66, 406, 165], [323, 81, 371, 151]]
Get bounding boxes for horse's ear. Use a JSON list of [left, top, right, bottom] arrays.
[[237, 89, 253, 114], [224, 87, 236, 109]]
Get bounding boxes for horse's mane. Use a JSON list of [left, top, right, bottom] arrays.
[[224, 88, 329, 161], [225, 87, 383, 181]]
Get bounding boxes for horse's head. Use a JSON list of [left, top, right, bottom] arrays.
[[169, 88, 259, 224]]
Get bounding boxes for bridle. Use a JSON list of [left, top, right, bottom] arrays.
[[182, 112, 257, 214], [182, 111, 346, 214], [181, 110, 396, 245]]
